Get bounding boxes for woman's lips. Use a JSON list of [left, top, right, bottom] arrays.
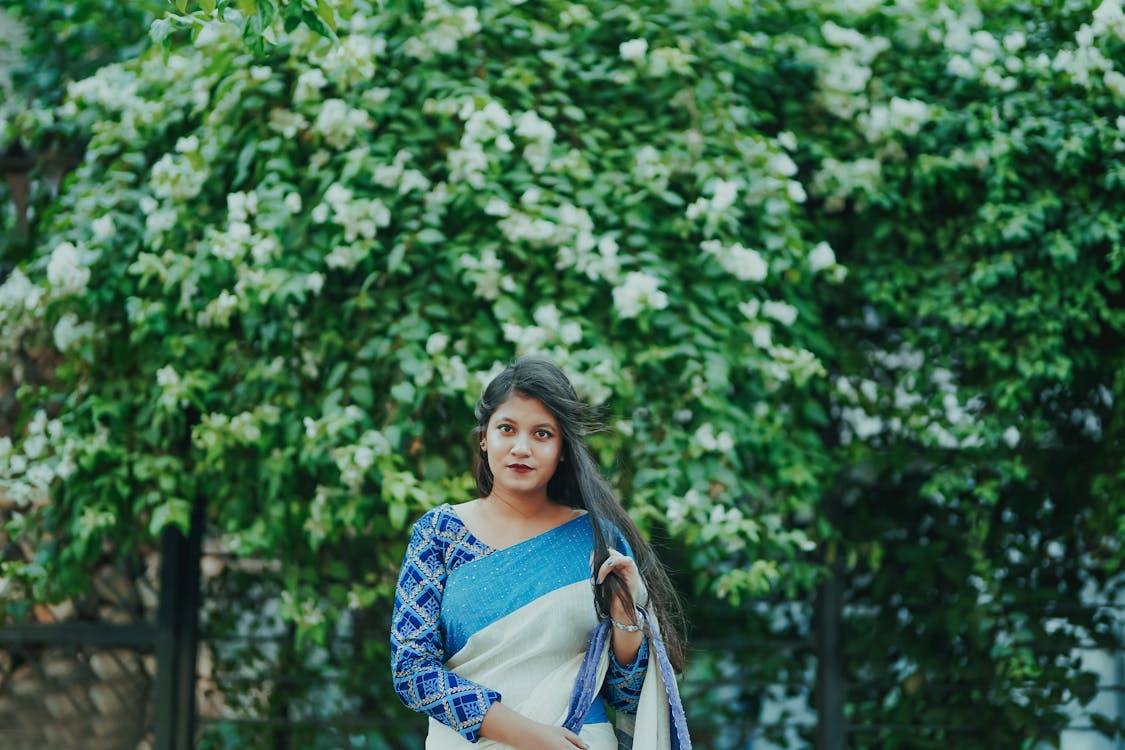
[[508, 464, 532, 473]]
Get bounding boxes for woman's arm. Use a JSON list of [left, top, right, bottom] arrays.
[[480, 702, 588, 750], [596, 545, 651, 713], [390, 513, 501, 742]]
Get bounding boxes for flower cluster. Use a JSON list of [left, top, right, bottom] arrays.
[[501, 303, 584, 356], [402, 0, 480, 61], [312, 98, 373, 149], [812, 21, 889, 118], [686, 178, 741, 237], [612, 270, 669, 319], [700, 239, 768, 282], [514, 111, 556, 173], [448, 99, 512, 189], [0, 411, 74, 509], [46, 241, 95, 297], [459, 248, 516, 301], [150, 140, 209, 202]]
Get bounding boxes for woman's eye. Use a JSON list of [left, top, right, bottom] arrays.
[[498, 424, 513, 432], [536, 430, 553, 439]]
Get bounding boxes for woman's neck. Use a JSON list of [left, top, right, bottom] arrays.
[[485, 491, 555, 520]]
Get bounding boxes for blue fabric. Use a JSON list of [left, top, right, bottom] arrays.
[[605, 636, 649, 714], [391, 509, 500, 742], [441, 512, 593, 656], [564, 607, 693, 750]]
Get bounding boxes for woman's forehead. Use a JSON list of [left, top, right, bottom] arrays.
[[490, 393, 559, 426]]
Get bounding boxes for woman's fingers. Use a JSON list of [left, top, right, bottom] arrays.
[[562, 727, 588, 749], [596, 547, 640, 596]]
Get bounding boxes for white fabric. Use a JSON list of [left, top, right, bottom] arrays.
[[424, 579, 673, 750]]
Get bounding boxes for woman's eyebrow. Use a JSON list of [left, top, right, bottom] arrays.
[[492, 414, 558, 430]]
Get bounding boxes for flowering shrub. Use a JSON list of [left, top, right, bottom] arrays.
[[1, 0, 1122, 746]]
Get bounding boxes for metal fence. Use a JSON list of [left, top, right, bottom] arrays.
[[0, 499, 203, 750]]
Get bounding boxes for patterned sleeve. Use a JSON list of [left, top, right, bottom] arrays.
[[603, 634, 650, 714], [602, 526, 649, 714], [391, 511, 501, 743]]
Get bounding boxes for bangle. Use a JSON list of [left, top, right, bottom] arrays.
[[611, 608, 644, 632]]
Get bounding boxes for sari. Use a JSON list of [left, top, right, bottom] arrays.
[[391, 504, 679, 750]]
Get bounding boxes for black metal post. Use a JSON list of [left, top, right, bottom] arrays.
[[154, 497, 205, 750], [815, 492, 846, 750]]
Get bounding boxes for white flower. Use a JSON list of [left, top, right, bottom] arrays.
[[47, 241, 91, 295], [821, 54, 872, 94], [515, 111, 555, 142], [91, 215, 116, 240], [484, 198, 511, 217], [227, 191, 258, 221], [502, 323, 550, 352], [751, 324, 772, 349], [460, 249, 516, 300], [1105, 70, 1125, 98], [175, 135, 200, 153], [325, 245, 362, 270], [156, 366, 180, 387], [648, 47, 693, 77], [620, 38, 649, 62], [612, 271, 669, 319], [694, 423, 735, 453], [822, 21, 868, 47], [295, 68, 328, 104], [53, 313, 94, 352], [808, 241, 836, 272], [559, 321, 582, 345], [728, 244, 768, 281], [1003, 30, 1027, 52], [888, 97, 930, 135], [285, 192, 303, 213], [269, 108, 309, 138], [405, 2, 480, 59], [533, 304, 562, 331], [1002, 426, 1020, 448], [762, 300, 798, 326], [150, 153, 208, 202], [711, 179, 740, 210], [426, 332, 450, 355], [314, 99, 372, 149], [306, 273, 325, 295], [0, 269, 43, 317], [703, 241, 768, 282], [947, 55, 975, 78]]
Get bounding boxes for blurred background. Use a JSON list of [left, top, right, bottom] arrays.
[[0, 0, 1121, 748]]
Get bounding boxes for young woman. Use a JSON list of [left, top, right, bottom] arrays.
[[390, 357, 690, 749]]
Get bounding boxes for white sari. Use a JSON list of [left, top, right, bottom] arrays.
[[391, 505, 680, 750]]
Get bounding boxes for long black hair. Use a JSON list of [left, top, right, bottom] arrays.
[[471, 357, 686, 670]]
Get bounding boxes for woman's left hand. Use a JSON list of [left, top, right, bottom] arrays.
[[596, 548, 644, 621]]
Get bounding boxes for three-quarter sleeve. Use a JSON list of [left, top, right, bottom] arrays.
[[602, 634, 650, 714], [391, 511, 501, 742]]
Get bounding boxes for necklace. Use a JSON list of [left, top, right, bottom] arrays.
[[487, 493, 548, 520]]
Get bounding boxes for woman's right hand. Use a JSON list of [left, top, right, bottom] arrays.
[[521, 722, 588, 750], [479, 702, 588, 749]]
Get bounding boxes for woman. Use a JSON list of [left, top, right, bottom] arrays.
[[390, 357, 690, 749]]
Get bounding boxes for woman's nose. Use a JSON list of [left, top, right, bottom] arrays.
[[512, 434, 530, 454]]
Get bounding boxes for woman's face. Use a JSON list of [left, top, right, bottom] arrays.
[[482, 393, 563, 502]]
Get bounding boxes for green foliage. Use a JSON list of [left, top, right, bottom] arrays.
[[0, 0, 1122, 746]]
